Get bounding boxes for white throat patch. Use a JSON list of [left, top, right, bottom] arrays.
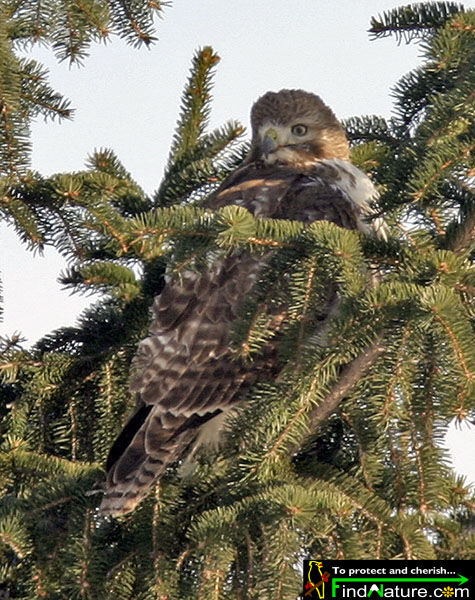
[[263, 147, 317, 167]]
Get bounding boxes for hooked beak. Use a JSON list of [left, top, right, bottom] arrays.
[[261, 128, 279, 158]]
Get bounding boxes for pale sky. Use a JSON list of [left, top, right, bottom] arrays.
[[1, 0, 473, 483]]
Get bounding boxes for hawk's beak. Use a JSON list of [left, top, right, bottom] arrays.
[[261, 128, 279, 158]]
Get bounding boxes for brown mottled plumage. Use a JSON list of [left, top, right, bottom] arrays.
[[100, 89, 385, 516]]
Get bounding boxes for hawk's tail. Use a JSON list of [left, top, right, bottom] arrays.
[[99, 404, 220, 516]]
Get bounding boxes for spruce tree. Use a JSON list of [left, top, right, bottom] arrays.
[[0, 2, 474, 598]]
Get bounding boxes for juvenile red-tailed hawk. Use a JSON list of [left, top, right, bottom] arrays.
[[100, 89, 385, 516]]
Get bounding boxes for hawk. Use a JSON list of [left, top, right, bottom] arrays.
[[100, 89, 385, 516]]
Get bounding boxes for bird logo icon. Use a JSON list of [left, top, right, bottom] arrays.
[[305, 561, 331, 598]]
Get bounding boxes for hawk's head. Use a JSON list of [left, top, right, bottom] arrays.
[[250, 89, 349, 166]]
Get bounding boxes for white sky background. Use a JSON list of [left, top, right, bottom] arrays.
[[1, 0, 474, 483]]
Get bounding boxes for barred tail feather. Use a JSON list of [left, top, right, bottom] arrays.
[[99, 405, 222, 516]]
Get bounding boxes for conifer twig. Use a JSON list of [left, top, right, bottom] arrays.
[[300, 337, 386, 445]]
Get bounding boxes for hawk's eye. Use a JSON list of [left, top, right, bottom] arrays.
[[291, 124, 308, 136]]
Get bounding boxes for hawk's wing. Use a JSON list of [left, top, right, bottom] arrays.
[[206, 159, 385, 236], [100, 159, 381, 515]]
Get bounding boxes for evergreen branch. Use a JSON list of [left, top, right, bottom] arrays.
[[155, 156, 224, 208], [46, 0, 109, 63], [418, 86, 474, 150], [57, 1, 86, 62], [0, 102, 29, 176], [19, 91, 71, 120], [51, 208, 89, 259], [298, 338, 386, 448], [108, 0, 165, 47], [0, 21, 30, 175], [295, 258, 318, 369], [1, 0, 25, 23], [340, 409, 375, 490], [382, 325, 413, 420], [431, 309, 473, 382], [388, 427, 406, 511], [19, 58, 73, 121], [60, 261, 141, 300], [197, 121, 245, 159], [152, 47, 245, 212], [369, 2, 465, 43], [0, 510, 32, 559], [87, 147, 132, 180], [343, 115, 401, 146], [408, 412, 430, 516], [410, 142, 474, 203], [391, 67, 452, 129], [156, 121, 244, 207], [0, 447, 102, 477], [429, 208, 446, 235], [246, 236, 291, 248], [29, 494, 74, 515], [165, 46, 220, 168], [69, 0, 110, 38], [296, 466, 394, 530], [265, 403, 306, 465], [124, 206, 303, 258], [117, 2, 152, 45], [0, 191, 44, 246], [6, 0, 53, 43], [83, 207, 130, 253]]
